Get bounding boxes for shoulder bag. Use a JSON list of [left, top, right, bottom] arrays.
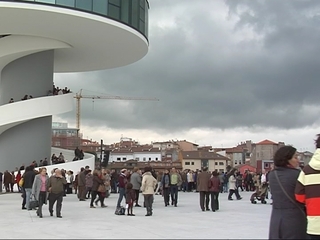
[[274, 171, 306, 216]]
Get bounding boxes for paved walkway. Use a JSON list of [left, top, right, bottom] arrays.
[[0, 191, 270, 239]]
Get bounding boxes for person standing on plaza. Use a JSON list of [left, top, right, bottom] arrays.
[[78, 166, 88, 201], [22, 166, 36, 210], [295, 134, 320, 239], [268, 146, 307, 239], [116, 169, 128, 208], [141, 166, 157, 216], [161, 169, 171, 206], [47, 169, 67, 218], [32, 167, 49, 218], [187, 170, 194, 192], [197, 167, 211, 211], [130, 167, 142, 207], [170, 168, 182, 207], [0, 171, 2, 193], [208, 170, 221, 212]]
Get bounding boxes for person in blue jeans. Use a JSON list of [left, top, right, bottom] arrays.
[[22, 165, 36, 210], [170, 168, 182, 207], [116, 169, 128, 208]]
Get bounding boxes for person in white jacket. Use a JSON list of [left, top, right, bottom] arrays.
[[141, 166, 157, 216], [228, 169, 242, 200]]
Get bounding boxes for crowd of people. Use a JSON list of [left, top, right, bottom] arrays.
[[6, 84, 71, 104], [1, 134, 319, 239], [48, 85, 71, 96]]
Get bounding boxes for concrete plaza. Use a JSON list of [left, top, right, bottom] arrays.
[[0, 191, 271, 239]]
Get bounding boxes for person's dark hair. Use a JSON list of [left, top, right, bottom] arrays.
[[144, 166, 152, 173], [126, 182, 133, 190], [315, 134, 320, 148], [212, 170, 219, 177], [273, 146, 297, 167]]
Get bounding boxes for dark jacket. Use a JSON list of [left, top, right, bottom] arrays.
[[91, 175, 104, 192], [118, 173, 128, 188], [3, 171, 12, 184], [197, 171, 211, 192], [23, 171, 36, 188], [208, 176, 220, 192], [125, 189, 136, 204], [78, 171, 86, 187], [161, 173, 171, 188], [268, 167, 307, 239], [47, 176, 67, 194]]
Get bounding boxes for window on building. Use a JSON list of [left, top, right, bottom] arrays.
[[135, 157, 139, 161], [191, 162, 194, 165], [155, 158, 158, 160], [108, 0, 121, 19], [122, 157, 126, 161], [117, 157, 121, 161], [219, 162, 224, 165], [185, 162, 190, 165], [56, 0, 75, 8], [148, 157, 151, 161], [235, 160, 237, 165], [215, 162, 218, 165], [75, 0, 92, 11], [265, 163, 269, 168], [93, 0, 108, 15], [143, 157, 146, 161]]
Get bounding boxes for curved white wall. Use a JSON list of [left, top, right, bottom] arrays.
[[0, 93, 73, 135]]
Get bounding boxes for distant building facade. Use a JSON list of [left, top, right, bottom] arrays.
[[180, 151, 229, 172]]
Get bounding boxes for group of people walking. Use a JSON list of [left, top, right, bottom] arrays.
[[20, 166, 66, 218]]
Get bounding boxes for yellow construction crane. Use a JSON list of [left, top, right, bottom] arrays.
[[74, 89, 159, 132]]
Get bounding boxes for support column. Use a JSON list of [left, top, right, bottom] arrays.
[[0, 50, 54, 171]]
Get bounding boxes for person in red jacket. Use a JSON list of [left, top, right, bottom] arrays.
[[208, 171, 221, 212], [16, 171, 22, 192]]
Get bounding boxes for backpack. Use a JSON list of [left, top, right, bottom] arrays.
[[115, 206, 125, 215]]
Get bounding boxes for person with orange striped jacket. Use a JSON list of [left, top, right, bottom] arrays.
[[295, 134, 320, 240]]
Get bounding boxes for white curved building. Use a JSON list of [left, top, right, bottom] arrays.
[[0, 0, 149, 171]]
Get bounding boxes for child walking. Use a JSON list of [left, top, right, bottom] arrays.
[[125, 183, 136, 216]]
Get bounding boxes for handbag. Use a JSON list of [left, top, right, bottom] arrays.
[[29, 195, 39, 209], [97, 184, 106, 193], [274, 171, 306, 216], [19, 178, 24, 187]]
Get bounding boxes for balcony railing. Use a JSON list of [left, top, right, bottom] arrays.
[[1, 0, 149, 39]]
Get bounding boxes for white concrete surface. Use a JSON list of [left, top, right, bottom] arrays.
[[0, 191, 271, 239]]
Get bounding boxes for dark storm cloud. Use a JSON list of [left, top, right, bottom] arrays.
[[56, 0, 320, 132]]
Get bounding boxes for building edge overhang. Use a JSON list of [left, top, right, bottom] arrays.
[[0, 2, 149, 73]]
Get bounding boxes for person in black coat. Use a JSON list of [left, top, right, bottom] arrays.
[[268, 146, 307, 239]]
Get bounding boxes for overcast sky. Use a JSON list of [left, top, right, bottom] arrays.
[[53, 0, 320, 152]]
